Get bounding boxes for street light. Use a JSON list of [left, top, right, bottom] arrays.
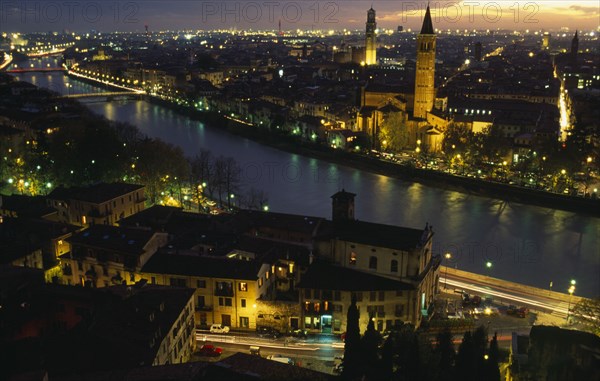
[[567, 282, 576, 323], [486, 261, 492, 277], [444, 253, 451, 290]]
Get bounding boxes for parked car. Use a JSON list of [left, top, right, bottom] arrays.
[[267, 354, 294, 365], [290, 329, 308, 339], [333, 363, 344, 374], [209, 324, 230, 334], [447, 310, 464, 320], [198, 344, 222, 357], [461, 293, 482, 307], [257, 326, 281, 338], [507, 305, 529, 318], [483, 306, 499, 316]]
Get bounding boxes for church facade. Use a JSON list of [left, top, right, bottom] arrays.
[[357, 5, 445, 153]]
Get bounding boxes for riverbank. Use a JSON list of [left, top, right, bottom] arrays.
[[145, 96, 600, 217], [64, 72, 600, 217]]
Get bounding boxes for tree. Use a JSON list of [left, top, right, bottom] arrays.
[[472, 325, 489, 380], [435, 326, 455, 381], [361, 316, 382, 380], [442, 122, 472, 155], [455, 330, 475, 381], [392, 323, 421, 381], [190, 150, 214, 211], [44, 117, 126, 186], [136, 138, 190, 204], [243, 187, 269, 211], [379, 111, 409, 152], [479, 126, 510, 163], [484, 332, 501, 381], [571, 298, 600, 336], [342, 295, 362, 380], [380, 335, 394, 381], [213, 156, 241, 208], [222, 157, 241, 209]]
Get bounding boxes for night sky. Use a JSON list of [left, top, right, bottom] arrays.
[[2, 1, 598, 33]]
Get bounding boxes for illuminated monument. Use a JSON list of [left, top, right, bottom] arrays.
[[365, 7, 377, 65], [413, 4, 436, 119]]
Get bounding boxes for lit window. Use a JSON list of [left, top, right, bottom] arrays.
[[239, 282, 248, 292], [350, 252, 357, 265]]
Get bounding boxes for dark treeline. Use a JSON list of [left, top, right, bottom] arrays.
[[342, 297, 501, 381], [1, 93, 267, 209]]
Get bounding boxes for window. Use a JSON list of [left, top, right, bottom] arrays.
[[170, 278, 186, 287], [305, 289, 312, 299], [197, 295, 205, 307], [241, 299, 246, 308], [378, 291, 385, 301], [395, 304, 404, 317], [352, 291, 363, 302], [370, 291, 377, 302], [218, 297, 233, 307], [305, 316, 312, 328], [258, 278, 263, 287], [350, 252, 357, 265], [239, 282, 248, 292], [215, 281, 233, 296], [334, 290, 341, 301], [197, 279, 206, 288], [151, 277, 156, 284], [396, 290, 403, 297], [391, 260, 398, 273], [240, 316, 249, 328], [369, 256, 378, 270], [314, 302, 320, 313]]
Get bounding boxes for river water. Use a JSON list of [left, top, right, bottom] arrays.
[[11, 56, 600, 297]]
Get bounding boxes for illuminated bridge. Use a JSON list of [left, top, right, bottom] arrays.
[[61, 92, 142, 99], [5, 67, 66, 73]]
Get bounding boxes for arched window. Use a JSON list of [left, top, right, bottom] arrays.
[[391, 260, 398, 273], [369, 256, 378, 270]]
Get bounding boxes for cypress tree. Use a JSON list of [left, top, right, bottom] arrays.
[[362, 316, 382, 380], [342, 294, 362, 380], [435, 326, 455, 381]]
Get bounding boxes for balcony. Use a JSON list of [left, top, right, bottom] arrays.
[[214, 289, 234, 297], [196, 305, 213, 312]]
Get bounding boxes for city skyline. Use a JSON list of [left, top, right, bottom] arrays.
[[1, 1, 599, 33]]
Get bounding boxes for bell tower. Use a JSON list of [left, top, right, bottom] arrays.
[[331, 189, 356, 222], [365, 7, 377, 65], [413, 4, 436, 119]]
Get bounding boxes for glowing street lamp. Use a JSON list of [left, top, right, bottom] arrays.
[[444, 253, 452, 290], [567, 281, 576, 322]]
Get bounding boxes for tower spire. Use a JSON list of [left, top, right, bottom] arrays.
[[420, 3, 434, 34]]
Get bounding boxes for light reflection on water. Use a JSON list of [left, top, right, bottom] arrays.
[[11, 62, 600, 297]]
